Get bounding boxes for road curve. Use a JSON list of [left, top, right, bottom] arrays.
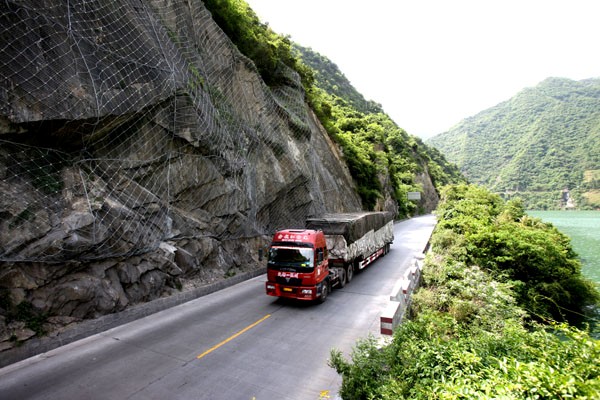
[[0, 215, 436, 400]]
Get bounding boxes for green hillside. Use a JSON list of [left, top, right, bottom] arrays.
[[294, 44, 465, 213], [427, 77, 600, 209], [292, 44, 383, 115], [203, 0, 464, 216]]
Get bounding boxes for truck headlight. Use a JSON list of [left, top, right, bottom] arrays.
[[267, 284, 275, 290], [301, 289, 312, 295]]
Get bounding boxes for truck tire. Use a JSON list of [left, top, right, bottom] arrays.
[[337, 268, 347, 288], [345, 264, 354, 283], [317, 280, 330, 303]]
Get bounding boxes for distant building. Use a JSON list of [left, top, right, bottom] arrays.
[[562, 188, 576, 209]]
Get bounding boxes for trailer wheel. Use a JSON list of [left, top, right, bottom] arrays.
[[383, 243, 390, 255], [345, 264, 354, 283]]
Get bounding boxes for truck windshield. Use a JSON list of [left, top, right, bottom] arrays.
[[267, 246, 314, 270]]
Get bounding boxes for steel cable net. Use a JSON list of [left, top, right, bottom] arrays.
[[0, 0, 319, 263]]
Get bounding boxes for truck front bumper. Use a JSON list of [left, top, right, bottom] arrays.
[[265, 282, 318, 300]]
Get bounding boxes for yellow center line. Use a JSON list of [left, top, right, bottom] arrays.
[[196, 314, 272, 359]]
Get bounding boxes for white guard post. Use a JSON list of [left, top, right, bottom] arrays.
[[380, 256, 423, 335]]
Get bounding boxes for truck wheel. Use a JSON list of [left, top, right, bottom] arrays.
[[345, 265, 353, 283], [317, 280, 329, 303], [338, 268, 346, 288]]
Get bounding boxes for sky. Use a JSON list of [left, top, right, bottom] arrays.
[[245, 0, 600, 139]]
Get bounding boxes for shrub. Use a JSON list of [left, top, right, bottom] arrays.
[[435, 184, 599, 324], [330, 184, 600, 399]]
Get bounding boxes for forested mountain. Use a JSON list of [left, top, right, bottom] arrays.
[[292, 44, 383, 115], [197, 1, 467, 216], [292, 44, 465, 214], [201, 0, 465, 215], [427, 77, 600, 209]]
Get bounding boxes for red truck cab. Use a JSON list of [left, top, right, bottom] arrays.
[[265, 229, 330, 301]]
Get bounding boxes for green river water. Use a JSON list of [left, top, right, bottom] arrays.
[[528, 211, 600, 284]]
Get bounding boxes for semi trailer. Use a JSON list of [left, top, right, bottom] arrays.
[[265, 212, 394, 302]]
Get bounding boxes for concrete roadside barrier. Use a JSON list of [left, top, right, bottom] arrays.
[[380, 256, 423, 335]]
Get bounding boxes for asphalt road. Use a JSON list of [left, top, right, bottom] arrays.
[[0, 215, 436, 400]]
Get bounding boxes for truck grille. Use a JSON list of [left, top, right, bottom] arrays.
[[275, 276, 302, 286]]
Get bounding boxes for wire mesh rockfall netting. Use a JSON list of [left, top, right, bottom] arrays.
[[0, 0, 339, 263]]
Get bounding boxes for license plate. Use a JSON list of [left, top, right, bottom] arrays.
[[283, 287, 292, 292]]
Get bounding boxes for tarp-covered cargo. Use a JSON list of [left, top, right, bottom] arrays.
[[306, 212, 394, 263]]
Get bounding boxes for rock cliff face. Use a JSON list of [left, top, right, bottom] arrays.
[[0, 0, 367, 349]]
